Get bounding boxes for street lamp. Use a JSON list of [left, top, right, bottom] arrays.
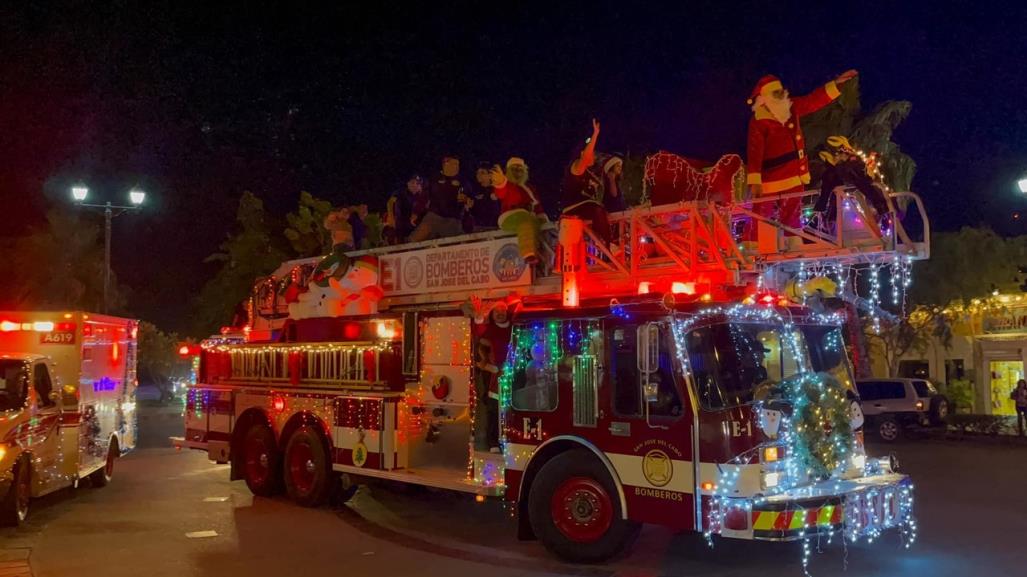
[[70, 185, 146, 313], [1018, 178, 1027, 194]]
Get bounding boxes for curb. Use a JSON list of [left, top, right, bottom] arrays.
[[922, 430, 1027, 447], [0, 548, 33, 577]]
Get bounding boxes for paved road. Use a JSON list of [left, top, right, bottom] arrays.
[[3, 402, 1026, 577]]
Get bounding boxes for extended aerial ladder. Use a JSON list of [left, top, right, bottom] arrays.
[[246, 186, 929, 338]]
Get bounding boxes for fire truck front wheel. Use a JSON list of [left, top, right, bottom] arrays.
[[242, 424, 282, 497], [528, 450, 640, 563], [283, 426, 333, 507]]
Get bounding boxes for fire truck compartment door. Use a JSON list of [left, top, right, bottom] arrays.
[[419, 317, 472, 405]]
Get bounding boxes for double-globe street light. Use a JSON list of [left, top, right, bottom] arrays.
[[70, 185, 146, 313]]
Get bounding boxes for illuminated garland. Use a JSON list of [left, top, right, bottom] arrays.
[[781, 372, 853, 480]]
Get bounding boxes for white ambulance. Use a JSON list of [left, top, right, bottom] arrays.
[[0, 311, 138, 525]]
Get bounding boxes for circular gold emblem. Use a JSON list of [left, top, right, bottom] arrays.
[[642, 449, 673, 487]]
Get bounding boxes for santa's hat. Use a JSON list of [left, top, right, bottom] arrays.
[[747, 75, 783, 106], [506, 157, 527, 169]]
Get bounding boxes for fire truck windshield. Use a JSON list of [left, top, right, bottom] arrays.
[[0, 360, 29, 412], [800, 324, 854, 390], [684, 322, 812, 410]]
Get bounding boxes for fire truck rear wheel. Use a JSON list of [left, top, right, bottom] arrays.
[[89, 438, 118, 488], [1, 455, 31, 527], [283, 426, 332, 507], [242, 424, 281, 497], [528, 449, 640, 563]]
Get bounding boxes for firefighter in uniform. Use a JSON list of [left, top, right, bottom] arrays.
[[745, 70, 857, 234]]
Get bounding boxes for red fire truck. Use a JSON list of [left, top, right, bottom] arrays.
[[177, 190, 929, 562]]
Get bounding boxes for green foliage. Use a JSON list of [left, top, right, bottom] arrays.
[[865, 307, 949, 377], [948, 414, 1016, 436], [803, 77, 916, 192], [801, 76, 862, 154], [2, 208, 126, 312], [361, 212, 385, 249], [782, 372, 853, 480], [942, 378, 976, 413], [621, 152, 647, 207], [909, 227, 1027, 305], [284, 191, 333, 257], [849, 101, 916, 192], [192, 192, 288, 336], [137, 321, 189, 385]]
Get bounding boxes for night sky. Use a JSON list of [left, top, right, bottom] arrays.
[[2, 1, 1026, 333]]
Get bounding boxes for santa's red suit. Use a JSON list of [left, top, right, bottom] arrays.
[[746, 75, 841, 228]]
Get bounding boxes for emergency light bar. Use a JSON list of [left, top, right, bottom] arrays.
[[0, 320, 60, 332]]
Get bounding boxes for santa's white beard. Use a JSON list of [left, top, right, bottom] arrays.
[[765, 96, 793, 123]]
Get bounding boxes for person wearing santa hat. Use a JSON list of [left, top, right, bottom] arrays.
[[597, 153, 626, 213], [746, 69, 858, 235], [491, 157, 548, 263]]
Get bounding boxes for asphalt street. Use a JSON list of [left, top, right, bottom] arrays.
[[2, 397, 1026, 577]]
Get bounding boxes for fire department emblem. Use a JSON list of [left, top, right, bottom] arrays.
[[352, 441, 368, 468], [642, 449, 673, 487]]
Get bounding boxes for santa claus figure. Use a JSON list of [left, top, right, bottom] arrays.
[[746, 70, 858, 232]]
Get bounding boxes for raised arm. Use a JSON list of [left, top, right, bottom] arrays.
[[570, 118, 600, 176]]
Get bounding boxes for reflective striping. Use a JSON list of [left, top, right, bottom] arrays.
[[751, 504, 843, 535]]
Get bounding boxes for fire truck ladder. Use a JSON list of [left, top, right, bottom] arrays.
[[563, 187, 930, 299]]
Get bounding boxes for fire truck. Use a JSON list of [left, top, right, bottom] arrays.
[[178, 188, 928, 562]]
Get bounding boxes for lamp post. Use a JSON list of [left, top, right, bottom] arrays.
[[70, 185, 146, 313]]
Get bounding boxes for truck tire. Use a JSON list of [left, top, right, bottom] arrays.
[[528, 449, 640, 563], [877, 415, 901, 442], [929, 395, 950, 426], [89, 438, 118, 488], [0, 455, 31, 526], [283, 426, 333, 507], [241, 424, 281, 497]]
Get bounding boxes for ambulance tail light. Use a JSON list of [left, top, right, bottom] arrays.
[[0, 321, 18, 332]]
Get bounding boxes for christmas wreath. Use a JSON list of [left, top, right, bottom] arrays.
[[781, 372, 854, 480]]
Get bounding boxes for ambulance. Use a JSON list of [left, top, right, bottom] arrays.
[[0, 311, 138, 525]]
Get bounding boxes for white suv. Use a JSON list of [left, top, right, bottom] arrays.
[[855, 378, 949, 441]]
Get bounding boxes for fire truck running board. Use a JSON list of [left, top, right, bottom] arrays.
[[332, 463, 504, 497]]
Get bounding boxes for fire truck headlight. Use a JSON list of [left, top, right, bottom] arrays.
[[851, 453, 866, 472]]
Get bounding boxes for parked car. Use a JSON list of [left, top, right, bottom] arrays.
[[855, 378, 949, 441]]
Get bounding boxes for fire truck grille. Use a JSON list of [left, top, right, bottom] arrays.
[[573, 355, 598, 427]]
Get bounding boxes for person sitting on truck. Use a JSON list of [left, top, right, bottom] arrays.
[[409, 155, 468, 242], [561, 118, 613, 247], [384, 175, 425, 244], [468, 161, 500, 232]]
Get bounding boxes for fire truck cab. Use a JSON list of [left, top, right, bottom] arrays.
[[180, 189, 927, 562]]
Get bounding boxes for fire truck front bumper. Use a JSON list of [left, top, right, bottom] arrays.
[[721, 473, 915, 542]]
